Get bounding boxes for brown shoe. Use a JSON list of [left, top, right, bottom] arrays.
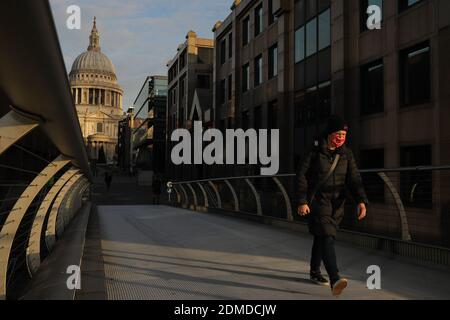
[[331, 278, 348, 296]]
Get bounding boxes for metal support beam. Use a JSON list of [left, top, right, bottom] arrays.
[[61, 178, 87, 229], [0, 111, 39, 156], [172, 185, 182, 204], [245, 179, 262, 216], [178, 184, 189, 209], [0, 155, 70, 299], [45, 173, 84, 252], [57, 176, 87, 237], [378, 172, 412, 241], [272, 177, 293, 221], [224, 180, 239, 212], [208, 181, 222, 209], [26, 167, 79, 276], [186, 183, 198, 209], [196, 182, 209, 208]]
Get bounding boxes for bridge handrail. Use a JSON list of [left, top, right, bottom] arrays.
[[168, 165, 450, 245], [170, 165, 450, 185]]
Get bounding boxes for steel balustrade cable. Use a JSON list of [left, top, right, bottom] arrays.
[[0, 197, 27, 204], [10, 237, 35, 253], [0, 184, 36, 188], [0, 164, 45, 176], [12, 144, 54, 166], [0, 208, 22, 216]]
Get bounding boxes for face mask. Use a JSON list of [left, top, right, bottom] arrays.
[[329, 132, 346, 149]]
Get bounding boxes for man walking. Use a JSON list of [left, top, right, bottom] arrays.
[[297, 115, 369, 296], [104, 170, 113, 192]]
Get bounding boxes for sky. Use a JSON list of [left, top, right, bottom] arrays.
[[49, 0, 230, 110]]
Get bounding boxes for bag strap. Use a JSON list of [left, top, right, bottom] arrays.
[[309, 154, 341, 205]]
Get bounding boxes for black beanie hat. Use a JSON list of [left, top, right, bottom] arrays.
[[325, 115, 349, 136]]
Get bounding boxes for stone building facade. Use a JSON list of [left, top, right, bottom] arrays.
[[69, 18, 124, 165], [166, 31, 215, 181], [209, 0, 450, 245]]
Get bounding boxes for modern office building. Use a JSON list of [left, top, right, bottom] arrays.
[[209, 0, 450, 245], [166, 31, 215, 181], [133, 76, 168, 176]]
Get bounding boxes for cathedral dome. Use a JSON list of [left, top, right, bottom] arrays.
[[71, 50, 116, 77], [69, 17, 117, 80]]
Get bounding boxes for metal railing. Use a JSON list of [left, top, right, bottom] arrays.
[[168, 166, 450, 251], [0, 0, 92, 300]]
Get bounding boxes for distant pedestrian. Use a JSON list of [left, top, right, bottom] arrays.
[[297, 115, 369, 296], [152, 175, 162, 205], [104, 171, 113, 192]]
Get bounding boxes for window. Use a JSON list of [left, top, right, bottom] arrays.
[[228, 74, 232, 101], [180, 77, 185, 99], [254, 55, 263, 86], [97, 123, 103, 133], [179, 50, 186, 69], [77, 88, 82, 104], [101, 89, 105, 105], [242, 110, 250, 130], [317, 81, 331, 120], [295, 8, 330, 63], [179, 107, 185, 127], [242, 63, 250, 92], [254, 106, 263, 131], [361, 0, 383, 31], [360, 149, 385, 203], [318, 9, 330, 51], [268, 0, 277, 25], [296, 80, 330, 125], [197, 74, 210, 89], [219, 79, 226, 104], [228, 33, 233, 58], [220, 39, 226, 65], [361, 59, 384, 115], [400, 145, 432, 208], [255, 3, 263, 36], [243, 16, 250, 46], [399, 0, 422, 12], [306, 18, 317, 57], [268, 100, 278, 129], [295, 26, 305, 63], [269, 44, 278, 79], [400, 42, 431, 107]]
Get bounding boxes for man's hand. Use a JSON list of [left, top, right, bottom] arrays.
[[298, 204, 311, 217], [357, 203, 367, 221]]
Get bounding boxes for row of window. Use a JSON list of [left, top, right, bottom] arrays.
[[218, 43, 278, 103], [242, 0, 278, 47], [72, 73, 114, 81], [87, 122, 117, 137], [239, 44, 278, 95], [361, 41, 430, 115], [295, 8, 330, 63]]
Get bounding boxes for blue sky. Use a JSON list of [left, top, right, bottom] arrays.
[[49, 0, 230, 109]]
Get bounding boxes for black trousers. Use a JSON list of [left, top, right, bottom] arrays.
[[310, 235, 340, 283]]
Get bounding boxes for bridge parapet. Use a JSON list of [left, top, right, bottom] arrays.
[[169, 167, 450, 267], [0, 0, 92, 299]]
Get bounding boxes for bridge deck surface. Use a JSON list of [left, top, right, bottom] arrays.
[[77, 205, 450, 300]]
